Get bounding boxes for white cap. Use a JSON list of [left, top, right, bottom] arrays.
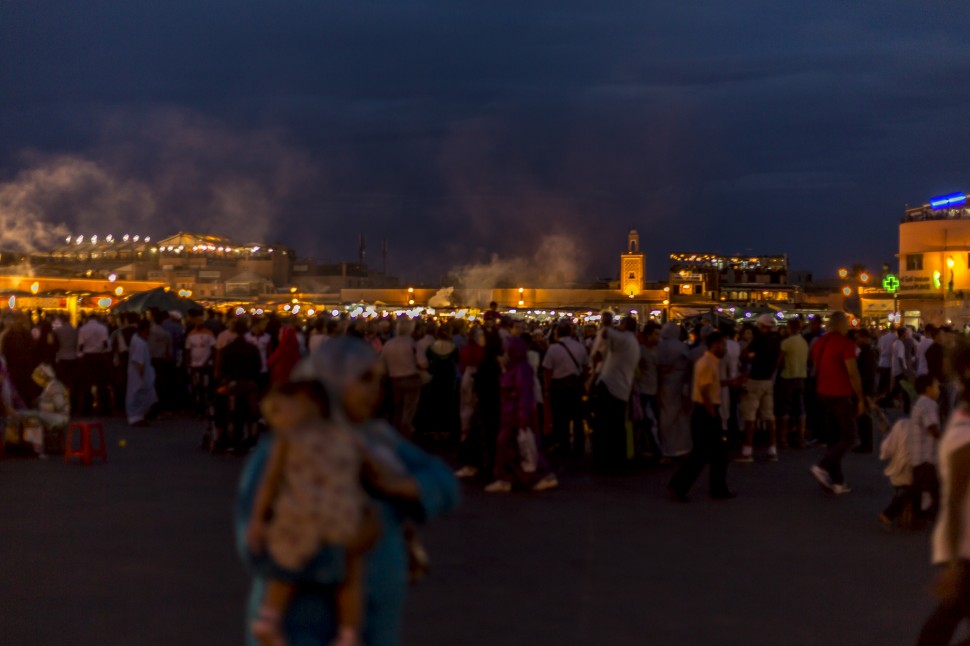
[[756, 313, 776, 328]]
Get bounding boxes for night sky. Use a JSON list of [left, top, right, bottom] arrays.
[[3, 2, 970, 283]]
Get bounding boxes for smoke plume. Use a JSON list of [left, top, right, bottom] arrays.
[[450, 233, 586, 307], [0, 109, 318, 251]]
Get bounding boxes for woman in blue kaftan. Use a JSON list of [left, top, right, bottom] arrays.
[[236, 337, 459, 646]]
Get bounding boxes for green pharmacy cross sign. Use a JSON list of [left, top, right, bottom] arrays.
[[882, 274, 900, 293]]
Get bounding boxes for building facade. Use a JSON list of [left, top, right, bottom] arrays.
[[898, 193, 970, 325], [668, 253, 795, 304]]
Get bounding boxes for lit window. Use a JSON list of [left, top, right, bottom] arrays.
[[906, 254, 924, 271]]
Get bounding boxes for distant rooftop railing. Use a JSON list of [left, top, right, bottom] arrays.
[[903, 206, 970, 223]]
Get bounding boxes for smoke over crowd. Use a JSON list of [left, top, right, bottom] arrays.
[[0, 109, 318, 252], [449, 233, 587, 307]]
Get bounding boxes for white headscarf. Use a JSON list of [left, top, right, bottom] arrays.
[[291, 337, 407, 473]]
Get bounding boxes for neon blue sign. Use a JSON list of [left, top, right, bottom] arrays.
[[930, 192, 967, 210]]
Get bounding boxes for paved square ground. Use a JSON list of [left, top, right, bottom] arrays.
[[0, 419, 953, 645]]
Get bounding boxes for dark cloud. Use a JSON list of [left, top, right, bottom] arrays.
[[2, 2, 970, 280]]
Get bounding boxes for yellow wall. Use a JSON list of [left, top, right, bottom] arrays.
[[899, 219, 970, 295], [898, 219, 970, 325], [0, 276, 167, 295]]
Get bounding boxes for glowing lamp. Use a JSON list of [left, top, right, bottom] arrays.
[[838, 268, 849, 279], [115, 287, 124, 296], [842, 287, 852, 296], [290, 286, 298, 293], [30, 282, 39, 295], [859, 273, 869, 283], [518, 287, 524, 294], [235, 307, 245, 316], [108, 273, 117, 282], [518, 300, 524, 306], [407, 287, 414, 293], [7, 296, 14, 309], [662, 299, 669, 306], [97, 297, 113, 309], [948, 256, 956, 269], [408, 299, 415, 306]]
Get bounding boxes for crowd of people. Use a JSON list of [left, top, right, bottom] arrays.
[[0, 303, 959, 486], [8, 301, 970, 643]]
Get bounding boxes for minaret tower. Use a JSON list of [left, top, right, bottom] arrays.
[[620, 227, 646, 297]]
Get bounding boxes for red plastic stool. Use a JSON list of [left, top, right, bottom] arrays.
[[64, 421, 107, 465]]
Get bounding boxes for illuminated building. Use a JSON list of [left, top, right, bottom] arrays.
[[39, 232, 292, 299], [898, 192, 970, 326], [668, 253, 796, 304]]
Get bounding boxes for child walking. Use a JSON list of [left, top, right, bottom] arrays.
[[246, 381, 377, 646], [879, 416, 914, 527], [879, 375, 942, 529]]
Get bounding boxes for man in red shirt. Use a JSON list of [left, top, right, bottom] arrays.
[[810, 311, 866, 494]]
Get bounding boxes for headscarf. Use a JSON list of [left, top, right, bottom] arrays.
[[657, 322, 689, 369], [293, 337, 410, 474], [268, 326, 302, 385], [292, 336, 378, 410]]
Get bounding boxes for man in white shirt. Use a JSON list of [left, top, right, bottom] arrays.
[[920, 344, 970, 643], [382, 318, 422, 438], [592, 316, 639, 472], [76, 314, 111, 414], [916, 324, 936, 377], [877, 328, 896, 400], [889, 328, 912, 413], [543, 321, 589, 457], [186, 318, 217, 416], [719, 325, 742, 433], [910, 375, 942, 521]]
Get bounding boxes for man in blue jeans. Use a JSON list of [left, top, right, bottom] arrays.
[[809, 312, 866, 495]]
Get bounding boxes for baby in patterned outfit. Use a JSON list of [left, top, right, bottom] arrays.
[[246, 380, 383, 646]]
